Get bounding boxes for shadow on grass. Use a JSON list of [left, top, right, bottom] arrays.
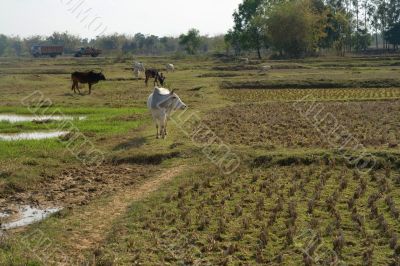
[[113, 137, 147, 151], [111, 151, 180, 165]]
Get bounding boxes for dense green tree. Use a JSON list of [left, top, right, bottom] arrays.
[[225, 0, 400, 56], [266, 0, 325, 57], [353, 28, 371, 51], [225, 29, 242, 55], [319, 10, 351, 55], [179, 29, 202, 55], [385, 22, 400, 49], [226, 0, 268, 58]]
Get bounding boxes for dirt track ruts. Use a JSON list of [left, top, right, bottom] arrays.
[[48, 165, 184, 263]]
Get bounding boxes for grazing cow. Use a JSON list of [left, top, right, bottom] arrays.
[[133, 61, 145, 78], [71, 71, 106, 94], [147, 87, 187, 139], [133, 68, 140, 79], [166, 63, 175, 72], [239, 57, 249, 64], [145, 69, 165, 87], [259, 65, 272, 73]]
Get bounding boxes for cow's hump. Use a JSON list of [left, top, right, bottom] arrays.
[[155, 87, 170, 95]]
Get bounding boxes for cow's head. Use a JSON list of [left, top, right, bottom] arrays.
[[169, 90, 187, 110], [97, 71, 106, 81], [155, 89, 187, 112]]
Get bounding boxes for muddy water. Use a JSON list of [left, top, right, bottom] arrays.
[[0, 114, 86, 123], [0, 206, 62, 230], [0, 131, 69, 141]]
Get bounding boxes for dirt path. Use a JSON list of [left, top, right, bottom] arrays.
[[45, 165, 184, 263]]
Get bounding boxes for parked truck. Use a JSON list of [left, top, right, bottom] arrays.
[[31, 45, 64, 58], [74, 47, 102, 57]]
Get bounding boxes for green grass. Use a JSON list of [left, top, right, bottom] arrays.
[[0, 106, 146, 196]]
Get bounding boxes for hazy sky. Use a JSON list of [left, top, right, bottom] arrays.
[[1, 0, 242, 38]]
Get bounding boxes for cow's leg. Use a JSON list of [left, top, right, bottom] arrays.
[[145, 76, 149, 86], [160, 116, 167, 139], [156, 124, 159, 139], [72, 81, 78, 93], [74, 81, 81, 94], [88, 83, 92, 94], [76, 83, 81, 94], [160, 125, 165, 139]]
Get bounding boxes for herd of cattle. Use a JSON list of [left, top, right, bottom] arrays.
[[70, 61, 175, 95], [70, 61, 185, 139], [69, 59, 270, 139]]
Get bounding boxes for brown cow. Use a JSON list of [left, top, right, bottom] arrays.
[[71, 71, 106, 94], [145, 69, 165, 87]]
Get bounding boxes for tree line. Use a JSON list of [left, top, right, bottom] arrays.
[[0, 30, 224, 57], [2, 0, 399, 59], [225, 0, 400, 58]]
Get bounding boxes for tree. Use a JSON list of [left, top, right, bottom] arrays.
[[225, 29, 242, 55], [353, 28, 371, 51], [46, 32, 81, 53], [266, 0, 325, 57], [320, 10, 351, 55], [9, 37, 23, 56], [0, 35, 8, 56], [226, 0, 268, 58], [385, 22, 400, 49], [179, 29, 202, 55]]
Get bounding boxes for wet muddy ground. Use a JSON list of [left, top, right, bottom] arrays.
[[0, 163, 159, 229]]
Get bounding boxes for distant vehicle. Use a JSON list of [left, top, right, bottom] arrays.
[[74, 47, 102, 57], [31, 45, 64, 58]]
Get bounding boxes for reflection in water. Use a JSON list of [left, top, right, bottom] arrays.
[[0, 114, 86, 123], [0, 212, 10, 218], [1, 206, 62, 230], [0, 131, 69, 141]]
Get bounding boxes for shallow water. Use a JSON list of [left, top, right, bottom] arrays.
[[0, 114, 86, 123], [0, 131, 69, 141], [0, 212, 10, 218], [1, 206, 62, 230]]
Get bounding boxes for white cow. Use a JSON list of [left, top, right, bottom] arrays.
[[147, 87, 187, 139], [239, 57, 249, 64], [133, 61, 145, 78], [166, 63, 175, 72], [259, 65, 272, 72]]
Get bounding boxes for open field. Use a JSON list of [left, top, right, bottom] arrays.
[[0, 55, 400, 265], [202, 100, 400, 149]]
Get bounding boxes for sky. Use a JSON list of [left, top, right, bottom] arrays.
[[0, 0, 243, 38]]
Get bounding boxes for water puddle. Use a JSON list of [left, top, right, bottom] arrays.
[[0, 114, 86, 123], [0, 212, 10, 218], [0, 131, 69, 141], [0, 206, 62, 230]]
